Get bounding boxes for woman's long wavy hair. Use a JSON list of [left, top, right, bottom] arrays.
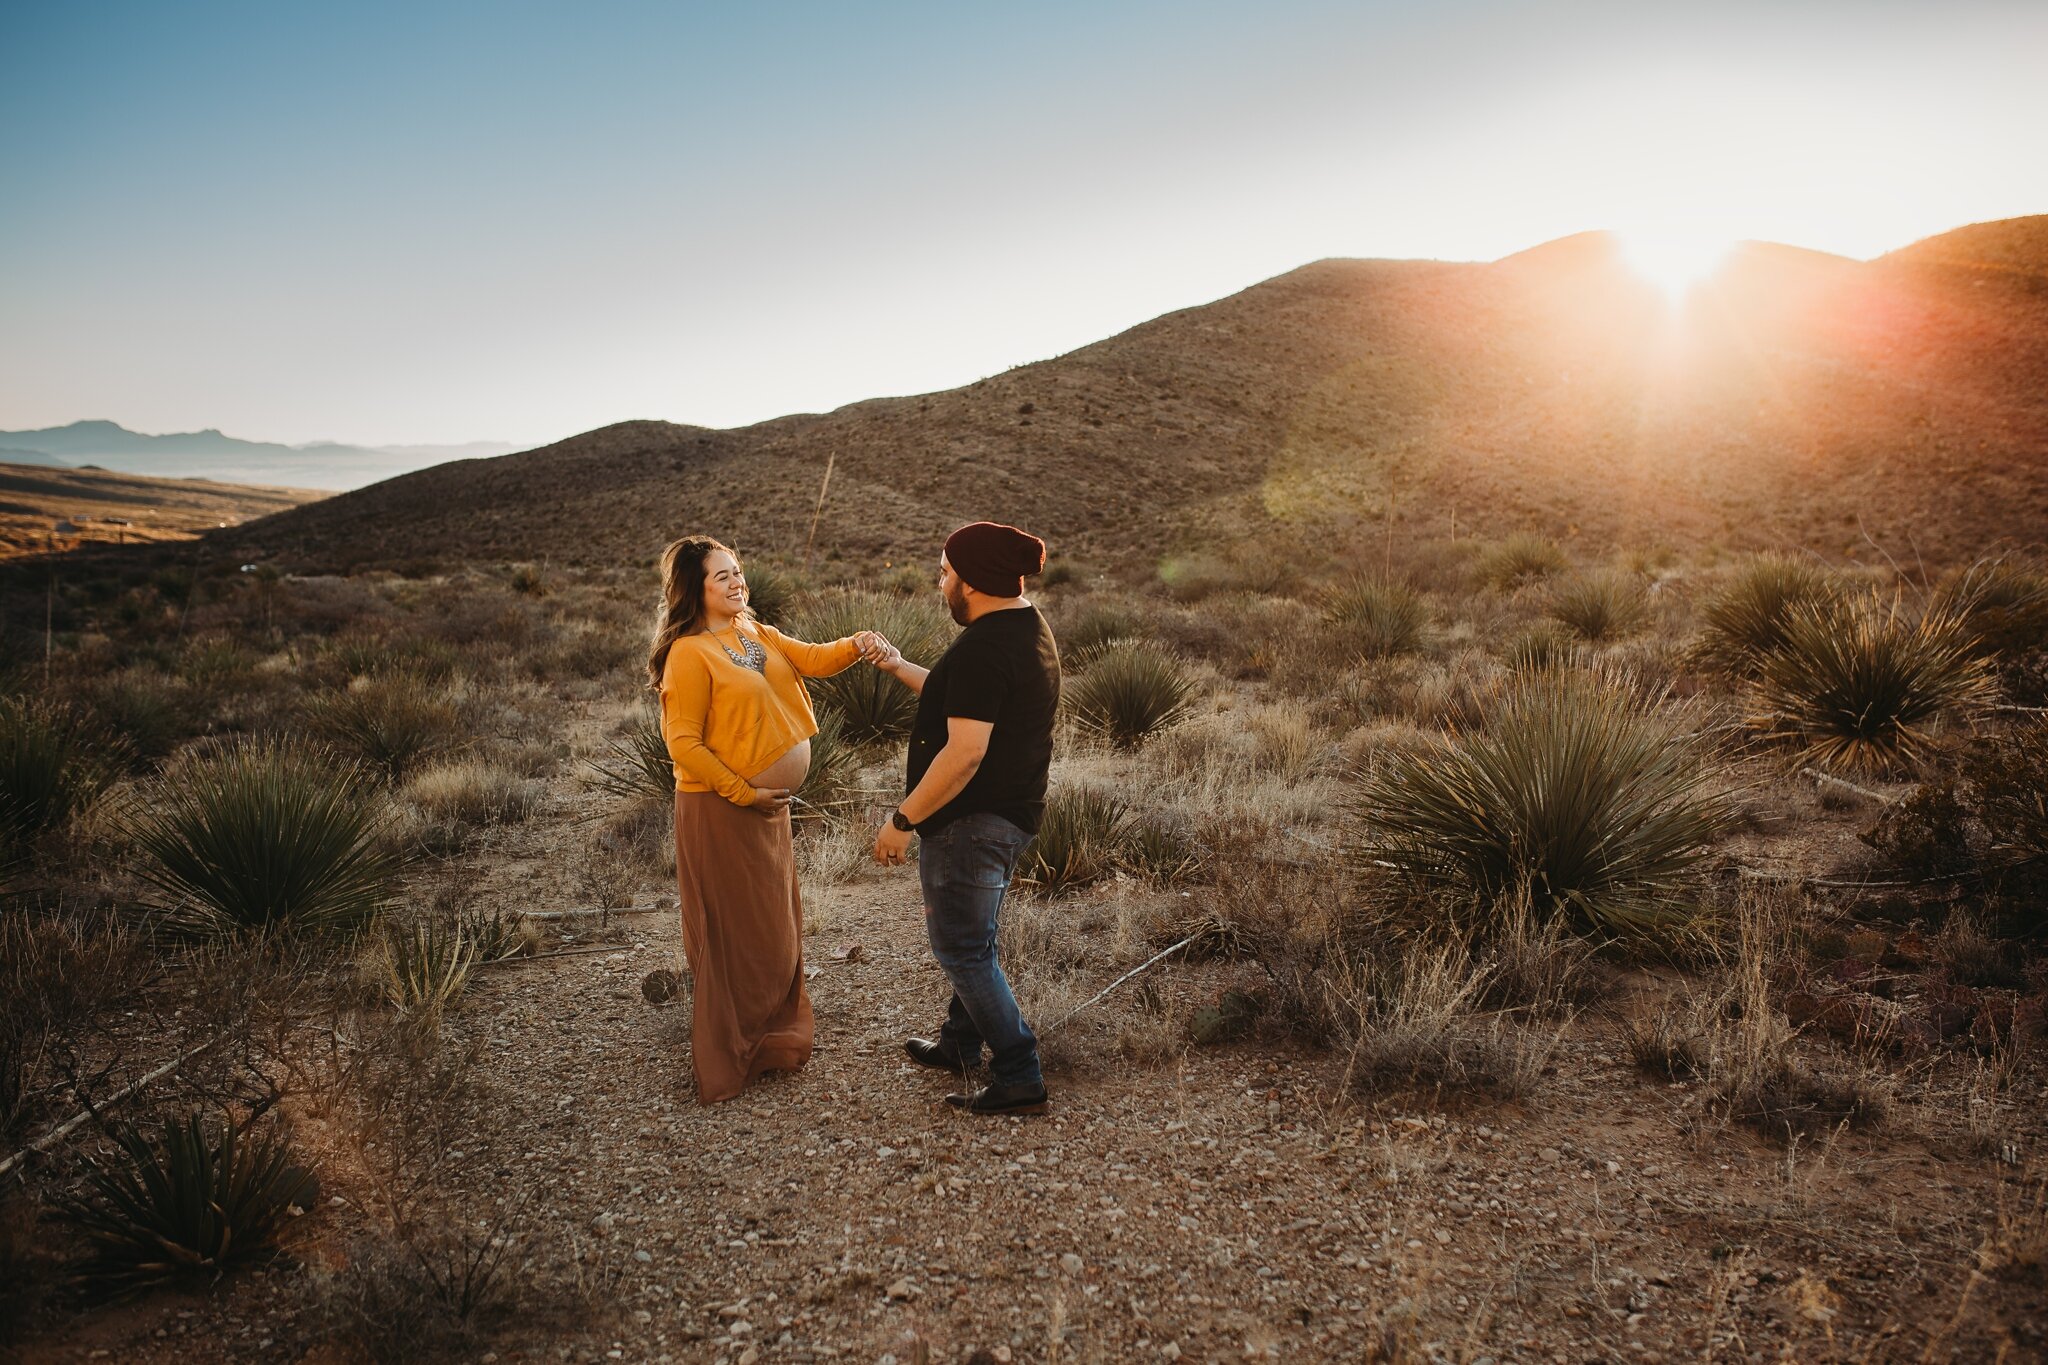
[[646, 535, 745, 689]]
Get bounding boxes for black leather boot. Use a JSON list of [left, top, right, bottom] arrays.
[[944, 1081, 1049, 1115], [904, 1036, 982, 1071]]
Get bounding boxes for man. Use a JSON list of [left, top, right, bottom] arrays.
[[869, 521, 1061, 1115]]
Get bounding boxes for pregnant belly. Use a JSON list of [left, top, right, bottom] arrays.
[[748, 739, 811, 792]]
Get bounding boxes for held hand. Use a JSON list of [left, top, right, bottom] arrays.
[[873, 820, 913, 867], [856, 631, 901, 670], [749, 787, 794, 814]]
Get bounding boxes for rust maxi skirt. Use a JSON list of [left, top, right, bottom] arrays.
[[672, 791, 814, 1103]]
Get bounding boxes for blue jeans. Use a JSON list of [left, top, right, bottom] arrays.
[[918, 812, 1041, 1090]]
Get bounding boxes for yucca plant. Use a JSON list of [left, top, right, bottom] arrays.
[[132, 741, 402, 939], [81, 670, 194, 767], [797, 707, 860, 809], [1545, 570, 1646, 642], [1, 697, 122, 869], [1055, 602, 1142, 667], [1119, 810, 1206, 885], [1477, 533, 1567, 591], [304, 676, 463, 782], [1933, 554, 2048, 664], [57, 1111, 317, 1288], [368, 917, 482, 1019], [1019, 787, 1131, 896], [1934, 554, 2048, 621], [1697, 553, 1838, 674], [738, 558, 801, 626], [1358, 672, 1736, 935], [582, 711, 674, 805], [1501, 623, 1582, 673], [1752, 596, 1995, 773], [460, 903, 537, 963], [790, 590, 954, 742], [1323, 574, 1428, 658], [1066, 643, 1194, 749]]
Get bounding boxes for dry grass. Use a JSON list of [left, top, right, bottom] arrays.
[[401, 760, 545, 827]]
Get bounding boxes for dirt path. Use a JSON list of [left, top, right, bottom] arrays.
[[19, 828, 2038, 1364], [389, 872, 2031, 1364]]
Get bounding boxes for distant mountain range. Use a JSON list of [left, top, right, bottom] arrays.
[[0, 420, 527, 489]]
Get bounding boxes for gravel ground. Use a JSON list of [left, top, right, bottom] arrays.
[[17, 858, 2044, 1364]]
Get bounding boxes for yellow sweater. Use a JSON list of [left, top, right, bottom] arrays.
[[658, 622, 862, 806]]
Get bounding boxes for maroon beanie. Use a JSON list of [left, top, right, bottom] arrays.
[[944, 521, 1046, 597]]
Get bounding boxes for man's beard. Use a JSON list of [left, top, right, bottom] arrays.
[[943, 581, 970, 625]]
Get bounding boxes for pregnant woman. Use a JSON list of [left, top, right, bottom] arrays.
[[647, 534, 883, 1103]]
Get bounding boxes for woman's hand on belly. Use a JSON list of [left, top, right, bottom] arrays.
[[749, 739, 811, 793]]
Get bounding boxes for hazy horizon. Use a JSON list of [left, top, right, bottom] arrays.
[[4, 0, 2044, 451]]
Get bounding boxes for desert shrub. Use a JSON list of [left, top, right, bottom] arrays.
[[1933, 554, 2048, 630], [325, 632, 461, 685], [402, 760, 543, 826], [1158, 704, 1326, 782], [1859, 780, 1975, 878], [80, 670, 197, 766], [1971, 722, 2048, 865], [1340, 651, 1506, 733], [596, 798, 675, 880], [1501, 623, 1582, 672], [318, 1230, 520, 1365], [1322, 574, 1427, 658], [1697, 552, 1837, 673], [1358, 672, 1735, 936], [56, 1111, 317, 1288], [304, 676, 464, 781], [178, 638, 262, 691], [366, 917, 481, 1021], [520, 622, 640, 683], [790, 590, 953, 742], [1472, 890, 1604, 1015], [1119, 809, 1206, 885], [1937, 556, 2048, 705], [1476, 533, 1567, 590], [1066, 643, 1193, 749], [1056, 602, 1143, 665], [1019, 787, 1130, 896], [1931, 912, 2022, 989], [582, 711, 673, 805], [1158, 551, 1285, 602], [1335, 937, 1557, 1099], [1687, 891, 1886, 1140], [0, 914, 153, 1147], [507, 563, 548, 597], [0, 697, 122, 869], [1545, 570, 1646, 642], [1753, 596, 1994, 773], [132, 741, 402, 939]]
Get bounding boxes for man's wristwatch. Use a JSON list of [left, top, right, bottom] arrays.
[[889, 809, 916, 833]]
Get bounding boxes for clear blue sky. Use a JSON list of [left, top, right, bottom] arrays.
[[3, 0, 2043, 448]]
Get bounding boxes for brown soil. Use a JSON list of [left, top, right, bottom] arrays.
[[15, 876, 2041, 1363]]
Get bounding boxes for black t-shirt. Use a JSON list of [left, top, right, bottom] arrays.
[[905, 605, 1061, 836]]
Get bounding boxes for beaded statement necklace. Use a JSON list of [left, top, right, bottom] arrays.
[[707, 624, 766, 673]]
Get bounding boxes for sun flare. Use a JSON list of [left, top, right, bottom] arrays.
[[1616, 229, 1736, 302]]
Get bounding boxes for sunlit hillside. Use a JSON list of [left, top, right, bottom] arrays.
[[223, 218, 2048, 576]]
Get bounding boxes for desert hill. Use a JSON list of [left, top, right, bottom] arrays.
[[0, 461, 326, 560], [227, 217, 2048, 575]]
